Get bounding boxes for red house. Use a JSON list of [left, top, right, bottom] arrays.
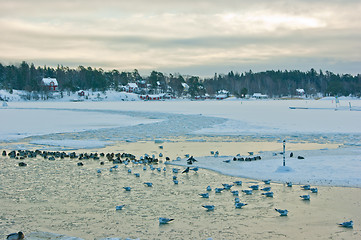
[[42, 77, 58, 91]]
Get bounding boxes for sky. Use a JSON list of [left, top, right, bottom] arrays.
[[0, 0, 360, 77]]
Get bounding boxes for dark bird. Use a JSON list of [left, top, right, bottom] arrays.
[[6, 232, 24, 240], [290, 152, 294, 157], [182, 167, 190, 173]]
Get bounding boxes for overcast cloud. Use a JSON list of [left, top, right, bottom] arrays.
[[0, 0, 360, 76]]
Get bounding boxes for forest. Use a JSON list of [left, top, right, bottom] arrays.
[[0, 61, 360, 98]]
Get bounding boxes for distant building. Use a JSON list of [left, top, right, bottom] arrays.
[[296, 88, 305, 96], [122, 83, 139, 93], [42, 77, 58, 91], [252, 93, 268, 99]]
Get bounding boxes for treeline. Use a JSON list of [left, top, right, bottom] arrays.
[[0, 61, 360, 97]]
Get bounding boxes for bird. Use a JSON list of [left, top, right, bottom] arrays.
[[242, 189, 253, 195], [116, 205, 125, 210], [6, 232, 24, 240], [310, 187, 318, 193], [144, 182, 153, 187], [301, 185, 311, 190], [233, 180, 243, 185], [223, 159, 230, 163], [173, 176, 177, 180], [275, 208, 288, 216], [262, 192, 274, 197], [235, 202, 247, 208], [123, 187, 131, 191], [159, 217, 174, 224], [134, 173, 140, 177], [222, 184, 233, 190], [97, 169, 102, 173], [261, 187, 271, 191], [206, 186, 212, 191], [263, 179, 271, 184], [249, 185, 259, 190], [215, 187, 224, 193], [339, 220, 353, 228], [287, 182, 293, 187], [191, 167, 199, 172], [290, 152, 294, 157], [173, 180, 179, 184], [202, 205, 215, 211], [143, 166, 147, 171], [128, 169, 132, 173], [172, 168, 179, 173], [300, 194, 310, 200], [231, 190, 239, 196], [182, 167, 190, 173], [199, 193, 209, 198], [234, 197, 240, 203]]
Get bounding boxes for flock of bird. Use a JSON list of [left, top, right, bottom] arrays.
[[2, 148, 355, 239]]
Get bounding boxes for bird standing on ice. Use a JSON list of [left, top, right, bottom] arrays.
[[202, 205, 215, 211], [339, 220, 353, 228], [275, 209, 288, 216], [6, 232, 24, 240], [159, 217, 174, 224]]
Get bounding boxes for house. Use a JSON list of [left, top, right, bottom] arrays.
[[181, 83, 189, 92], [252, 93, 268, 99], [296, 88, 305, 96], [122, 83, 139, 93], [42, 77, 58, 91]]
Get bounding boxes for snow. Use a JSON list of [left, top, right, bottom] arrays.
[[0, 97, 361, 187], [42, 77, 58, 86]]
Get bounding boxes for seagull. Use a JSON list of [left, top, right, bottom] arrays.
[[301, 185, 311, 190], [159, 217, 174, 224], [235, 202, 247, 208], [210, 151, 214, 155], [182, 167, 190, 173], [97, 169, 102, 173], [144, 182, 153, 187], [231, 190, 239, 196], [310, 187, 318, 193], [275, 208, 288, 216], [123, 187, 131, 191], [261, 187, 271, 191], [300, 194, 310, 200], [262, 192, 274, 197], [206, 186, 212, 191], [128, 169, 132, 173], [173, 180, 179, 184], [215, 187, 224, 193], [339, 220, 353, 228], [233, 180, 243, 186], [242, 189, 253, 195], [263, 179, 271, 184], [134, 173, 140, 177], [222, 184, 233, 190], [234, 197, 240, 203], [143, 166, 147, 171], [191, 167, 199, 172], [163, 167, 167, 171], [202, 205, 215, 211], [199, 193, 209, 198], [6, 232, 24, 240], [287, 182, 293, 187], [223, 159, 230, 163], [173, 176, 177, 180], [249, 185, 259, 190], [172, 168, 179, 173], [116, 205, 125, 210]]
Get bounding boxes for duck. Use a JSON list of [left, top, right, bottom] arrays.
[[301, 185, 311, 190], [6, 232, 24, 240], [144, 182, 153, 187], [310, 187, 318, 193], [263, 179, 271, 184], [261, 187, 271, 191], [231, 190, 239, 196], [275, 208, 288, 216], [116, 205, 125, 210], [249, 185, 259, 190], [242, 189, 253, 195], [233, 180, 243, 186], [215, 188, 224, 193], [206, 186, 212, 191], [123, 187, 131, 191]]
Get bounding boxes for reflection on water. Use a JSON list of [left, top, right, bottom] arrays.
[[1, 150, 360, 240]]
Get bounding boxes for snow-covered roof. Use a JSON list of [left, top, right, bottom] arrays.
[[296, 88, 305, 93], [42, 77, 58, 86], [127, 83, 138, 88]]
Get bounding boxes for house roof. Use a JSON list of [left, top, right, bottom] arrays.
[[42, 77, 58, 85], [127, 83, 138, 88]]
